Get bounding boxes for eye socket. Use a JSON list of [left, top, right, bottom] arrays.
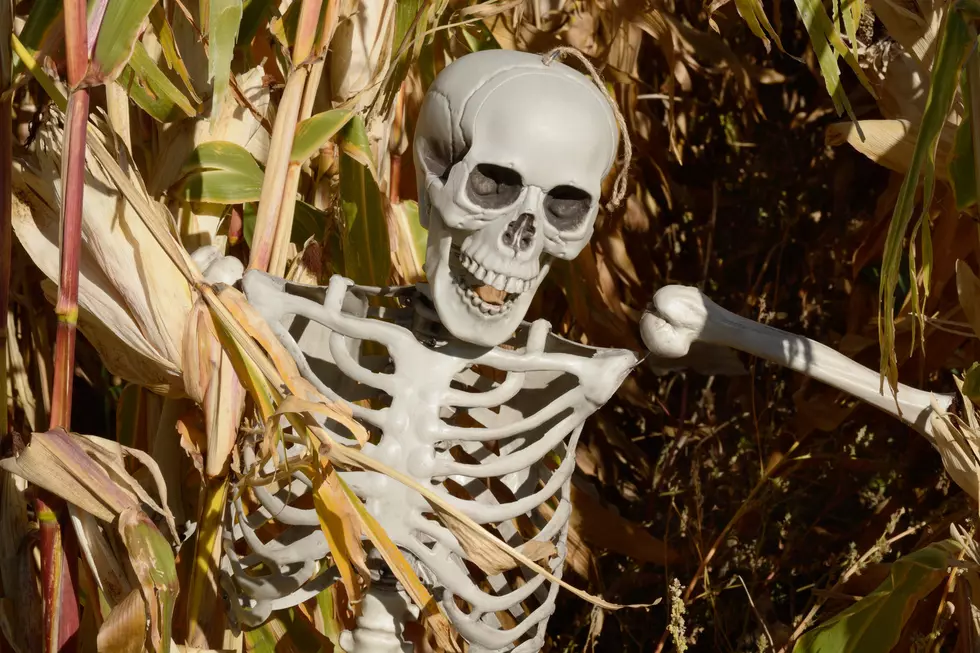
[[544, 185, 592, 230], [466, 164, 523, 209]]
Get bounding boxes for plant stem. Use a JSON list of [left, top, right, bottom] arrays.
[[0, 0, 12, 442], [247, 0, 323, 272], [42, 0, 90, 649], [49, 43, 90, 428], [268, 0, 341, 276]]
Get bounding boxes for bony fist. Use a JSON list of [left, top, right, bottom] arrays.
[[639, 285, 712, 359]]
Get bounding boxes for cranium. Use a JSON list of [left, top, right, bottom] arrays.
[[413, 49, 620, 346]]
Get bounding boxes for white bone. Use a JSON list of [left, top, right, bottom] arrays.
[[223, 268, 638, 652], [413, 49, 620, 347], [639, 284, 955, 437]]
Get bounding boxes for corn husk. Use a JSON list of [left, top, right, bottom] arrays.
[[12, 108, 193, 395]]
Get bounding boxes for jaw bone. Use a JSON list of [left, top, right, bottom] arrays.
[[639, 285, 955, 439]]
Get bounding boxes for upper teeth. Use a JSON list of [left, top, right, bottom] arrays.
[[458, 252, 532, 294]]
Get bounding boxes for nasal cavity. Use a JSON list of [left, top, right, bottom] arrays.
[[500, 213, 536, 254]]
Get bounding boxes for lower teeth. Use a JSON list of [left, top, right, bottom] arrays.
[[452, 275, 516, 316]]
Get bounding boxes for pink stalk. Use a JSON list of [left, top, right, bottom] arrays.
[[40, 0, 90, 649], [49, 0, 90, 429]]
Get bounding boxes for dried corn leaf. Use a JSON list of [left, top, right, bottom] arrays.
[[0, 429, 139, 522], [97, 589, 147, 653], [118, 507, 178, 653], [334, 476, 462, 653]]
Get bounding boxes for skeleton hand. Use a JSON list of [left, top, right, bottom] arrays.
[[191, 246, 244, 285], [639, 284, 954, 438], [639, 285, 710, 359]]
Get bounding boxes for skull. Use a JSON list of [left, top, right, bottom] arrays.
[[413, 49, 619, 346]]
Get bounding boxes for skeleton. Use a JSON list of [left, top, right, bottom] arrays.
[[212, 49, 956, 652]]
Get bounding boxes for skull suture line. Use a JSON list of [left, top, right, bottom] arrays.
[[414, 49, 620, 347]]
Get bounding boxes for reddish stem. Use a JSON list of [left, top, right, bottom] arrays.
[[36, 498, 79, 653], [42, 0, 89, 649]]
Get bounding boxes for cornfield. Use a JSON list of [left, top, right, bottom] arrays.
[[5, 0, 980, 650]]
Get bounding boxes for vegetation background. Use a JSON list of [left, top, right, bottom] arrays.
[[4, 0, 980, 651]]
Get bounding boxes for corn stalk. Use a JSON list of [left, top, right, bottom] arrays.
[[35, 0, 90, 648], [247, 0, 325, 274]]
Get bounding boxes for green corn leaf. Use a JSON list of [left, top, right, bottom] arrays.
[[374, 0, 429, 116], [879, 6, 973, 394], [949, 103, 977, 209], [178, 171, 263, 203], [242, 201, 326, 248], [733, 0, 783, 52], [458, 19, 501, 52], [294, 200, 327, 245], [339, 114, 378, 177], [12, 0, 62, 71], [339, 116, 391, 286], [398, 199, 427, 265], [119, 41, 198, 122], [962, 363, 980, 403], [313, 585, 346, 648], [148, 5, 202, 104], [290, 109, 355, 164], [176, 141, 265, 203], [91, 0, 161, 81], [950, 47, 980, 211], [208, 0, 243, 134], [180, 141, 265, 177], [118, 508, 177, 653], [794, 540, 960, 653], [792, 0, 875, 120], [840, 0, 865, 59], [243, 606, 330, 652], [238, 0, 275, 54]]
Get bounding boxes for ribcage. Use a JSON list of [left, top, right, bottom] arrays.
[[223, 271, 638, 652]]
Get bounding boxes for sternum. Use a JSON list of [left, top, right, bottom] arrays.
[[361, 345, 464, 534]]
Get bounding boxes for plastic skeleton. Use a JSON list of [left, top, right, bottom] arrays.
[[209, 49, 955, 652]]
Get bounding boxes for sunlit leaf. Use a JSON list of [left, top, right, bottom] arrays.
[[376, 0, 428, 114], [458, 20, 501, 52], [118, 508, 178, 653], [177, 141, 265, 203], [840, 0, 864, 59], [389, 200, 427, 283], [733, 0, 782, 52], [794, 540, 960, 653], [335, 477, 463, 653], [90, 0, 161, 81], [181, 141, 264, 177], [879, 6, 972, 393], [962, 363, 980, 404], [310, 461, 366, 604], [119, 42, 197, 122], [208, 0, 243, 134], [148, 5, 202, 104], [290, 108, 354, 163], [792, 0, 873, 119], [184, 479, 229, 645], [243, 606, 329, 652]]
